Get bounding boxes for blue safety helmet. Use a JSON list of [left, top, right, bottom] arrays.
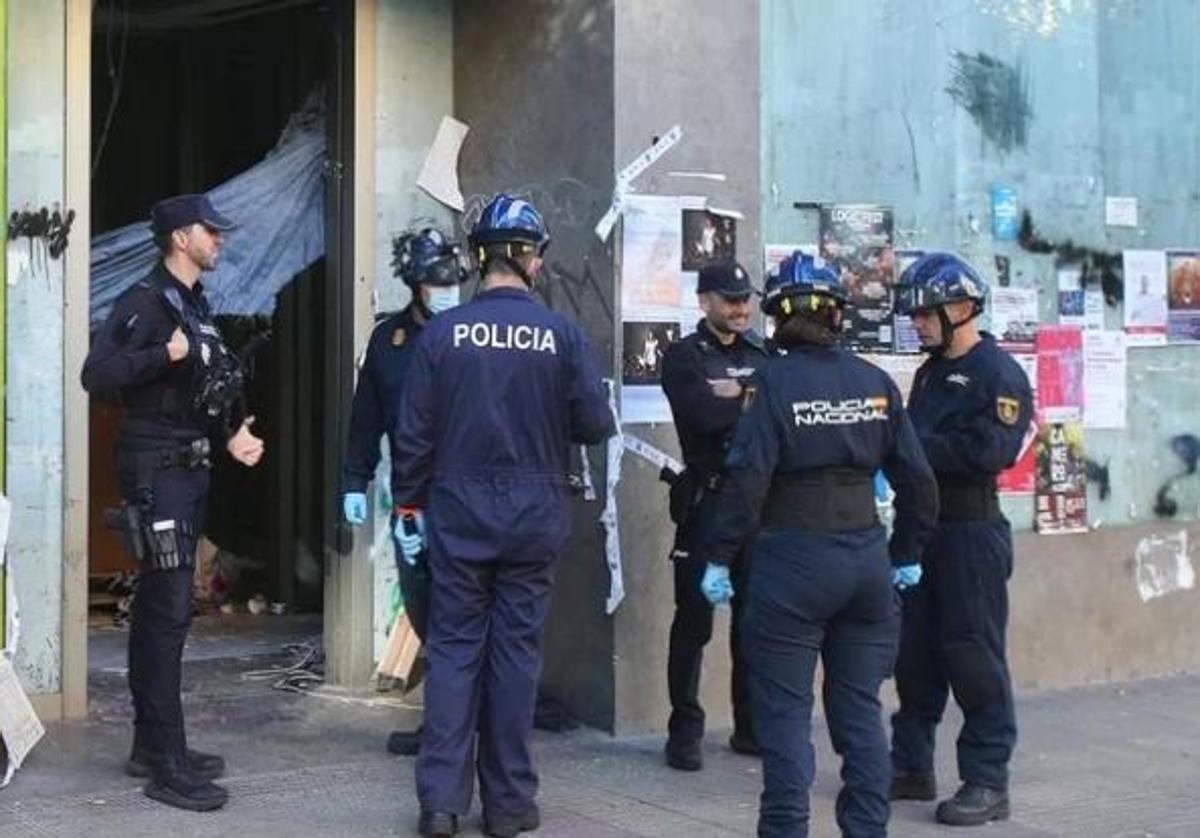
[[468, 194, 551, 254], [391, 228, 467, 289], [761, 251, 847, 317], [893, 252, 988, 315]]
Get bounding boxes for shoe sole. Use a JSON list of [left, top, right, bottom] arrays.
[[891, 787, 938, 802], [126, 760, 225, 782], [483, 814, 540, 837], [143, 782, 228, 812], [936, 801, 1011, 826], [665, 757, 702, 772]]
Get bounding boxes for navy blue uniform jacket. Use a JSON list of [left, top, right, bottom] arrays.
[[906, 333, 1034, 479], [391, 286, 614, 522], [705, 344, 939, 566], [341, 305, 424, 494]]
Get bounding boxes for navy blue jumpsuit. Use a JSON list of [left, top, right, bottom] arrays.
[[342, 304, 430, 638], [81, 262, 246, 762], [705, 344, 938, 838], [890, 333, 1033, 793], [391, 286, 614, 819], [661, 320, 769, 747]]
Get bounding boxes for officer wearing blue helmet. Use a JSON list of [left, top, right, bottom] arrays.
[[340, 227, 468, 757], [888, 252, 1033, 827], [700, 251, 939, 837], [391, 194, 614, 837]]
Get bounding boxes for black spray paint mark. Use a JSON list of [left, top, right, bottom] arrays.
[[946, 51, 1032, 152], [1153, 433, 1199, 518], [1018, 209, 1124, 305]]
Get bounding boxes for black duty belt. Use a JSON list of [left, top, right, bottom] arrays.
[[119, 436, 212, 471], [936, 476, 1001, 522], [760, 469, 877, 533]]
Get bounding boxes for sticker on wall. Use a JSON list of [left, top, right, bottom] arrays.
[[1134, 531, 1194, 603], [990, 184, 1020, 240]]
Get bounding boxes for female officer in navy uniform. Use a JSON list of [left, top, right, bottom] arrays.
[[699, 252, 939, 837]]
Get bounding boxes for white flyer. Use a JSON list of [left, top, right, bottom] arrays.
[[1083, 330, 1127, 429]]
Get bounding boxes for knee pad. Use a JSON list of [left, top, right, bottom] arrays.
[[943, 637, 1003, 712]]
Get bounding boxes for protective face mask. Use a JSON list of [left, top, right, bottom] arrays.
[[426, 285, 461, 314]]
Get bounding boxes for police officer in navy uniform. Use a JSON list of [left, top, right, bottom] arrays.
[[888, 253, 1033, 827], [81, 194, 265, 812], [660, 258, 769, 771], [340, 227, 468, 757], [391, 194, 614, 837], [700, 252, 939, 837]]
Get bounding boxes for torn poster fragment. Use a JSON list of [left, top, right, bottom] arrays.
[[1134, 530, 1195, 603], [416, 116, 469, 212], [0, 655, 45, 788]]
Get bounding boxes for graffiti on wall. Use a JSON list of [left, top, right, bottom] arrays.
[[946, 51, 1033, 153]]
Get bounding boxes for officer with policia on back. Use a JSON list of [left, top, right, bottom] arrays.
[[390, 194, 614, 837], [81, 194, 265, 812], [659, 258, 769, 771], [888, 253, 1033, 827], [699, 251, 939, 837], [340, 226, 469, 757]]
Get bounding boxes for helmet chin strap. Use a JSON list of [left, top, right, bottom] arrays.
[[925, 302, 983, 355]]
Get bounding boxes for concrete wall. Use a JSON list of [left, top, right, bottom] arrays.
[[610, 0, 762, 735], [760, 0, 1200, 693], [367, 0, 455, 663], [454, 0, 617, 729], [6, 1, 67, 694]]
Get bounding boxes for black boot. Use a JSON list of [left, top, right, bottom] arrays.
[[728, 730, 760, 756], [484, 807, 540, 837], [127, 745, 225, 781], [386, 725, 423, 756], [890, 771, 937, 801], [664, 738, 703, 771], [143, 756, 228, 812], [935, 783, 1010, 826], [418, 810, 459, 836]]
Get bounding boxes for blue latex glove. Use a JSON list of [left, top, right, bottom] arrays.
[[873, 471, 892, 504], [892, 563, 922, 591], [342, 492, 368, 526], [393, 510, 427, 566], [700, 563, 735, 606]]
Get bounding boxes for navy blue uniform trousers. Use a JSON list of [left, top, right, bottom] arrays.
[[744, 528, 899, 838], [891, 520, 1016, 791], [119, 453, 209, 759], [415, 481, 570, 818]]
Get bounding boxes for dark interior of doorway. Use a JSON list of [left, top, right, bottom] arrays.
[[88, 0, 338, 625]]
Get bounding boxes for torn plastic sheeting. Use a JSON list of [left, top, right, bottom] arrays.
[[1134, 530, 1195, 602], [89, 93, 327, 328]]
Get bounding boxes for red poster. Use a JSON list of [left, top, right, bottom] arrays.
[[998, 353, 1037, 494], [1035, 326, 1083, 421]]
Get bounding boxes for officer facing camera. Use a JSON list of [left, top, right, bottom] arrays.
[[82, 193, 264, 812]]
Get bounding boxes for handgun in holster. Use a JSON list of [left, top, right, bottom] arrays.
[[104, 501, 148, 564]]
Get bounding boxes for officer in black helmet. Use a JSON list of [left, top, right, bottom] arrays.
[[700, 252, 938, 837], [81, 194, 265, 812], [340, 227, 468, 757], [660, 258, 769, 771]]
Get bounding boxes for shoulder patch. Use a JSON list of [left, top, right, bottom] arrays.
[[997, 396, 1020, 426], [392, 327, 407, 347]]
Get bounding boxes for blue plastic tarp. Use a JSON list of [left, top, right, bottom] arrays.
[[90, 99, 327, 328]]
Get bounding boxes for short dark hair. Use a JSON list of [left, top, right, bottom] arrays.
[[480, 242, 536, 276], [153, 232, 176, 256]]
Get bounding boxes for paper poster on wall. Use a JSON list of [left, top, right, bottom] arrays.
[[1083, 331, 1127, 429], [1035, 325, 1083, 423], [1122, 249, 1168, 346], [681, 209, 736, 271], [621, 195, 704, 312], [991, 287, 1039, 352], [999, 353, 1038, 495], [990, 184, 1020, 240], [820, 204, 896, 352], [620, 320, 681, 424], [892, 250, 924, 353], [1166, 250, 1200, 344], [1034, 419, 1088, 535], [1057, 263, 1085, 325], [1104, 196, 1138, 228]]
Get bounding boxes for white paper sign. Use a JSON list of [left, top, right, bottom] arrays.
[[416, 116, 469, 212], [1105, 196, 1138, 228], [1083, 330, 1127, 429], [1123, 249, 1169, 346]]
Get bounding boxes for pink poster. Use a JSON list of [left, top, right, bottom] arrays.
[[1035, 326, 1083, 422]]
